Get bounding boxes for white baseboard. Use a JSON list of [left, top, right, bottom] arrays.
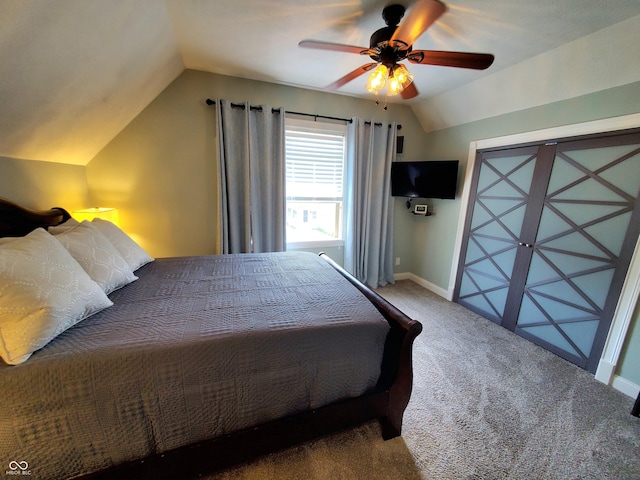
[[595, 359, 616, 385], [611, 375, 640, 399], [394, 272, 451, 300], [595, 359, 640, 399]]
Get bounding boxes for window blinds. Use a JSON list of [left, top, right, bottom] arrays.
[[285, 128, 345, 200]]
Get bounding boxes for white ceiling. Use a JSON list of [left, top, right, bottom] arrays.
[[2, 0, 640, 165]]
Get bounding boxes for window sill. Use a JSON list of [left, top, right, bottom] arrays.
[[286, 239, 344, 249]]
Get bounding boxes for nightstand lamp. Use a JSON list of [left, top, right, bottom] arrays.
[[72, 207, 120, 227]]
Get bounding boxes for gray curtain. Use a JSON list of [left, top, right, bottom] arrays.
[[344, 118, 397, 288], [216, 100, 285, 253]]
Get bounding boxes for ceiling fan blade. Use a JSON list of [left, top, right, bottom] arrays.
[[299, 40, 371, 55], [408, 50, 495, 70], [401, 82, 419, 99], [325, 63, 378, 91], [390, 0, 447, 50]]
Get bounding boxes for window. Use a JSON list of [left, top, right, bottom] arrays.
[[285, 118, 347, 247]]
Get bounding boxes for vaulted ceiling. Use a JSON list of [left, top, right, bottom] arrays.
[[2, 0, 640, 166]]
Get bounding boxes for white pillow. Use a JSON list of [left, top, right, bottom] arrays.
[[48, 217, 80, 233], [54, 221, 137, 294], [91, 219, 153, 271], [0, 236, 19, 246], [0, 228, 113, 365]]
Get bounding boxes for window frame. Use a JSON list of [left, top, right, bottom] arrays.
[[285, 117, 348, 249]]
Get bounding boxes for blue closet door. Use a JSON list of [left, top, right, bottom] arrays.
[[455, 132, 640, 372], [455, 145, 543, 325], [511, 135, 640, 371]]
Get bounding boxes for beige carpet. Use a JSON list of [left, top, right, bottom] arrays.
[[207, 280, 640, 479]]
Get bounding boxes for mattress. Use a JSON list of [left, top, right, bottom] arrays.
[[0, 252, 389, 479]]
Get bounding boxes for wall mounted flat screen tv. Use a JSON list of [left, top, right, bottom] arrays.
[[391, 160, 459, 199]]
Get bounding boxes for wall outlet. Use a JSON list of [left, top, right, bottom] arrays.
[[395, 257, 400, 266]]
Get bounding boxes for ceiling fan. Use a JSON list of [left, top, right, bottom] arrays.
[[299, 0, 494, 100]]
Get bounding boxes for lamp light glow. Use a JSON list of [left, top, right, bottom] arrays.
[[73, 207, 120, 227]]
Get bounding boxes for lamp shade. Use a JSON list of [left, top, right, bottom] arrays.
[[72, 207, 120, 226]]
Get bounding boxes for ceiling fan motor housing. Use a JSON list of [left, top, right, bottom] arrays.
[[382, 4, 405, 27], [370, 4, 410, 65]]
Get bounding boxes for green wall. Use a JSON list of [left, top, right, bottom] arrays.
[[0, 155, 89, 211]]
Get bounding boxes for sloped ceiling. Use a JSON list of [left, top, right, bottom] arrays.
[[1, 0, 640, 166], [0, 1, 183, 165]]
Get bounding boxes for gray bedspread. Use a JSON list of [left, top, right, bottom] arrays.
[[0, 252, 389, 479]]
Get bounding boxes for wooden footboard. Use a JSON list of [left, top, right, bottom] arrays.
[[0, 198, 422, 479], [319, 253, 423, 439]]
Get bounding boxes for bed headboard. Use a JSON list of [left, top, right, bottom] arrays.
[[0, 198, 71, 237]]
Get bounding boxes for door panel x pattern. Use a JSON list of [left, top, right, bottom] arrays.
[[458, 153, 537, 322], [516, 144, 640, 361]]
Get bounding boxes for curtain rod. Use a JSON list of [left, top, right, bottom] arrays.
[[205, 99, 401, 130]]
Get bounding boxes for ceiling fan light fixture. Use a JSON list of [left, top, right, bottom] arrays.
[[394, 64, 413, 86], [387, 64, 414, 96], [395, 64, 414, 88], [365, 63, 389, 93], [387, 78, 401, 96]]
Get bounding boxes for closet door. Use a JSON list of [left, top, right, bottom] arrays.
[[512, 134, 640, 371], [455, 131, 640, 373], [454, 145, 549, 324]]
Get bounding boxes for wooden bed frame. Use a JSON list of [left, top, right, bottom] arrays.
[[0, 198, 422, 479]]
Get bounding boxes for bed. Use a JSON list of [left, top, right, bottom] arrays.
[[0, 198, 422, 479]]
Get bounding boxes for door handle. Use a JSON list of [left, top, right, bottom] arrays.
[[518, 242, 534, 248]]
